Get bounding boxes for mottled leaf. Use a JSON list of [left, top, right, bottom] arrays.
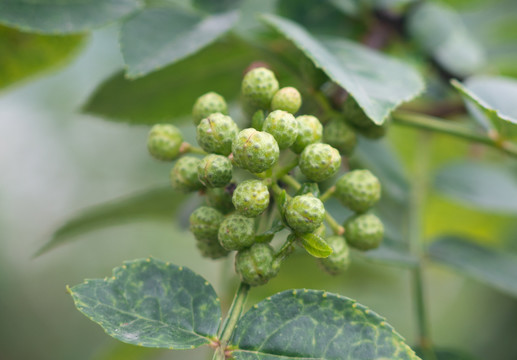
[[0, 0, 142, 34], [300, 233, 332, 258], [262, 14, 425, 125], [428, 236, 517, 298], [434, 161, 517, 214], [69, 258, 221, 348], [121, 8, 239, 78], [230, 289, 420, 359]]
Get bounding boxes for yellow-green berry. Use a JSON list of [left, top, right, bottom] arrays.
[[318, 236, 350, 275], [323, 119, 357, 156], [196, 113, 238, 156], [262, 110, 299, 149], [291, 115, 323, 154], [197, 154, 233, 188], [189, 206, 224, 243], [242, 67, 279, 109], [192, 92, 228, 125], [196, 239, 229, 259], [147, 124, 183, 161], [285, 195, 325, 234], [299, 143, 341, 182], [218, 214, 255, 251], [206, 186, 235, 214], [232, 179, 270, 217], [235, 243, 279, 286], [232, 128, 280, 173], [344, 213, 384, 250], [335, 170, 381, 213], [170, 156, 203, 192], [271, 87, 302, 114]]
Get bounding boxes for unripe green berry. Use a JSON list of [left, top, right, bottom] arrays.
[[232, 180, 270, 217], [299, 143, 341, 182], [147, 124, 183, 161], [335, 170, 381, 213], [271, 87, 302, 114], [196, 113, 238, 156], [291, 115, 323, 154], [344, 213, 384, 250], [323, 119, 357, 156], [192, 92, 228, 125], [196, 239, 229, 259], [197, 154, 232, 188], [262, 110, 299, 149], [189, 206, 224, 243], [218, 214, 255, 251], [242, 67, 279, 109], [170, 156, 203, 192], [318, 236, 350, 275], [232, 128, 280, 173], [205, 186, 234, 214], [285, 195, 325, 234], [235, 243, 279, 286]]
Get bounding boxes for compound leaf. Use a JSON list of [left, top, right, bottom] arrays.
[[69, 258, 221, 348]]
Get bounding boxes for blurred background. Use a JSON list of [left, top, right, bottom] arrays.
[[1, 1, 517, 359]]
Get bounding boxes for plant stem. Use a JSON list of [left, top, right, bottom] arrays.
[[319, 186, 336, 202], [213, 282, 250, 360], [180, 142, 207, 155]]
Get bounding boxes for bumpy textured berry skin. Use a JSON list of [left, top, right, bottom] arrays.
[[170, 156, 203, 192], [147, 124, 183, 161], [299, 143, 341, 182], [218, 215, 255, 251], [262, 110, 299, 149], [335, 170, 381, 213], [197, 154, 232, 188], [285, 195, 325, 234], [344, 213, 384, 250], [189, 206, 224, 243], [242, 67, 279, 109], [232, 180, 270, 217], [323, 119, 357, 156], [318, 236, 350, 275], [196, 113, 238, 156], [196, 239, 229, 259], [271, 87, 302, 114], [232, 128, 280, 173], [192, 92, 228, 125], [205, 186, 234, 214], [235, 243, 279, 286], [291, 115, 323, 154]]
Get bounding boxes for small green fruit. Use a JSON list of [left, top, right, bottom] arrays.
[[262, 110, 299, 149], [232, 179, 270, 217], [242, 67, 279, 109], [232, 128, 280, 173], [235, 243, 279, 286], [318, 236, 350, 275], [299, 143, 341, 182], [196, 239, 229, 259], [192, 92, 228, 125], [323, 119, 357, 156], [271, 87, 302, 114], [335, 170, 381, 213], [344, 213, 384, 250], [197, 154, 233, 188], [196, 113, 238, 156], [170, 156, 203, 192], [189, 206, 224, 243], [218, 214, 255, 251], [291, 115, 323, 154], [147, 124, 183, 161], [285, 195, 325, 234], [205, 186, 234, 214]]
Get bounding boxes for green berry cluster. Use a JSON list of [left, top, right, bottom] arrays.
[[147, 66, 385, 284]]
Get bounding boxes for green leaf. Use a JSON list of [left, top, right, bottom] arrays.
[[434, 161, 517, 214], [0, 0, 142, 34], [0, 25, 84, 90], [451, 77, 517, 137], [121, 8, 239, 78], [230, 289, 420, 359], [255, 219, 285, 243], [36, 186, 186, 256], [407, 2, 485, 77], [299, 233, 333, 258], [294, 182, 319, 197], [262, 14, 425, 125], [69, 258, 221, 348], [428, 236, 517, 298]]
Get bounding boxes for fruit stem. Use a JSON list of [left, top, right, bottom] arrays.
[[181, 142, 208, 155], [319, 186, 336, 202]]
